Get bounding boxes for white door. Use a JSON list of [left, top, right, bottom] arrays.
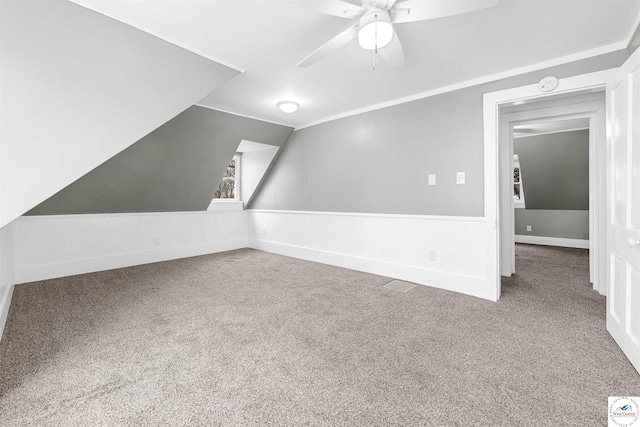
[[606, 47, 640, 373]]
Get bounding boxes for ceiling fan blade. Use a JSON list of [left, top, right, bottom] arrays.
[[390, 7, 410, 22], [378, 29, 404, 66], [390, 0, 499, 23], [293, 0, 363, 19], [365, 0, 398, 9], [297, 23, 359, 68], [343, 9, 363, 19], [342, 0, 365, 5]]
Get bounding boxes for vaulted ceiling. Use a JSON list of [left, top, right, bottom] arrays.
[[71, 0, 640, 128]]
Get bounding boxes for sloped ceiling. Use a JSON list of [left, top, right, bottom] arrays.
[[70, 0, 640, 128], [0, 0, 240, 227], [26, 107, 293, 215]]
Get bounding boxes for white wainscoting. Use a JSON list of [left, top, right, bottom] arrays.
[[0, 222, 16, 340], [515, 235, 590, 249], [13, 211, 248, 284], [247, 210, 495, 300]]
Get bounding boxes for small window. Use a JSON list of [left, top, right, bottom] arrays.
[[513, 154, 525, 208], [213, 155, 240, 200]]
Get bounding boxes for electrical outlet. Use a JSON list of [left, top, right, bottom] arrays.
[[428, 174, 436, 186], [456, 172, 465, 184], [526, 225, 532, 232], [429, 250, 437, 261], [153, 237, 160, 246], [262, 228, 267, 236]]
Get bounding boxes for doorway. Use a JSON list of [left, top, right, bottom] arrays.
[[482, 69, 614, 301], [484, 50, 640, 375], [498, 91, 605, 296], [512, 119, 591, 246]]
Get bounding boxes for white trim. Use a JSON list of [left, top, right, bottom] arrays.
[[207, 200, 244, 211], [18, 211, 241, 221], [14, 238, 247, 285], [248, 208, 483, 222], [194, 104, 294, 129], [297, 42, 626, 130], [483, 68, 615, 300], [624, 8, 640, 48], [248, 239, 490, 300], [515, 235, 590, 249], [513, 155, 526, 209], [0, 285, 14, 341], [68, 1, 244, 73]]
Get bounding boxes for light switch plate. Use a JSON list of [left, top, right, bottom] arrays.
[[428, 174, 436, 185], [527, 225, 532, 232], [456, 172, 465, 184]]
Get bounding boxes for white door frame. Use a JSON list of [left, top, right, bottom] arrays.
[[483, 69, 615, 300]]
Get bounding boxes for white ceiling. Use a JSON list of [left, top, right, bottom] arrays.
[[237, 139, 279, 152], [72, 0, 640, 129], [513, 118, 590, 138]]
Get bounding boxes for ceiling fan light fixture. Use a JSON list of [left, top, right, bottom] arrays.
[[277, 100, 299, 113], [357, 10, 393, 50]]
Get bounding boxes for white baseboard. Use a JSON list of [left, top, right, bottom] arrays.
[[14, 238, 247, 284], [248, 238, 491, 300], [0, 285, 15, 341], [515, 235, 589, 249]]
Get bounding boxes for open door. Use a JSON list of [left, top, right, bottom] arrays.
[[606, 47, 640, 373]]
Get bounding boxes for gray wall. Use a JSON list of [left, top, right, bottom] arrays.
[[513, 129, 589, 240], [1, 0, 239, 227], [251, 51, 628, 216], [515, 130, 589, 210], [515, 209, 589, 240], [27, 107, 293, 215]]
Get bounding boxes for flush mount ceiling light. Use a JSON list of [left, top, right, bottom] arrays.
[[357, 10, 393, 50], [277, 101, 299, 113]]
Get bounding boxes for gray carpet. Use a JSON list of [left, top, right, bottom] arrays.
[[0, 245, 638, 426]]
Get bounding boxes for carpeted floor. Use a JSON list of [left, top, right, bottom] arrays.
[[0, 245, 638, 426]]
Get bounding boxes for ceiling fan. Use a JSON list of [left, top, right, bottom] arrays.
[[295, 0, 499, 68]]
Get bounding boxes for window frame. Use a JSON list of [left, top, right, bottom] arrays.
[[513, 154, 526, 209], [208, 154, 243, 210]]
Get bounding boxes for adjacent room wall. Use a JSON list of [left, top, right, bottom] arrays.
[[514, 210, 589, 240], [0, 0, 239, 227], [249, 51, 627, 300], [514, 129, 589, 244], [515, 130, 589, 211], [26, 107, 293, 215]]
